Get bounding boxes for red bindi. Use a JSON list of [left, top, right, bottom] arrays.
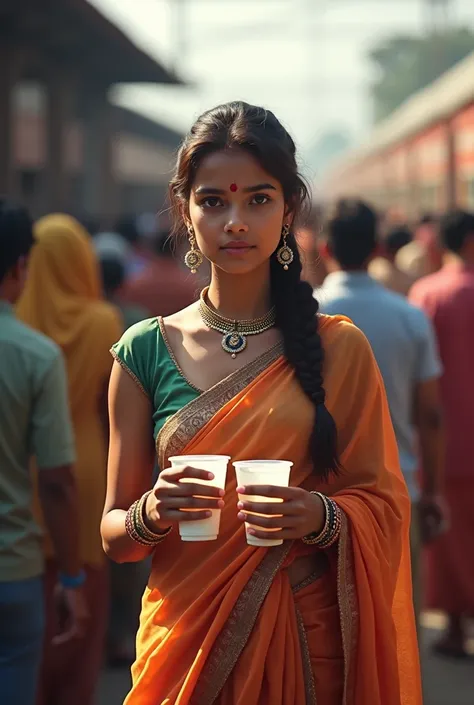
[[230, 183, 238, 192]]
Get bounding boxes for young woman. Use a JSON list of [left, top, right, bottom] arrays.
[[102, 102, 421, 705], [17, 215, 122, 705]]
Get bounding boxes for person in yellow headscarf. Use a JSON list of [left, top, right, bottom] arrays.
[[17, 214, 122, 705]]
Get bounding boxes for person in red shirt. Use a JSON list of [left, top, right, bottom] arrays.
[[120, 229, 198, 318], [409, 209, 474, 658]]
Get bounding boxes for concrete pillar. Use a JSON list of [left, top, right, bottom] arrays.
[[446, 120, 456, 209], [0, 45, 21, 198], [81, 88, 118, 226], [43, 67, 75, 212], [407, 141, 419, 220]]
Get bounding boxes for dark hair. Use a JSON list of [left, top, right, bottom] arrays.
[[0, 197, 35, 284], [99, 257, 125, 296], [419, 213, 435, 226], [439, 209, 474, 254], [76, 214, 99, 236], [326, 198, 377, 269], [152, 229, 174, 258], [169, 101, 339, 480], [385, 226, 412, 257]]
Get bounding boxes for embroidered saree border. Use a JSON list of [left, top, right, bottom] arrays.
[[189, 541, 293, 705], [190, 519, 358, 705], [156, 342, 284, 468], [295, 605, 318, 705], [337, 511, 359, 705]]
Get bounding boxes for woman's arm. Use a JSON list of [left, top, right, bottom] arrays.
[[102, 359, 227, 563], [101, 361, 156, 563]]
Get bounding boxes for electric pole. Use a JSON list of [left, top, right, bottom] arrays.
[[170, 0, 187, 74], [424, 0, 452, 33]]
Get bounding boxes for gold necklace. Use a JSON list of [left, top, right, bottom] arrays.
[[198, 287, 276, 358]]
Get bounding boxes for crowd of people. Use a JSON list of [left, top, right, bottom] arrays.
[[0, 203, 197, 705], [292, 203, 473, 658], [316, 204, 474, 656], [0, 100, 473, 705]]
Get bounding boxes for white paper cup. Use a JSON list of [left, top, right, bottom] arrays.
[[169, 455, 230, 542], [233, 460, 293, 547]]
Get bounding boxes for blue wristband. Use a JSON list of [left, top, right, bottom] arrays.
[[59, 570, 86, 589]]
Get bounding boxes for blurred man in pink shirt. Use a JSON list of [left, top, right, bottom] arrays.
[[410, 210, 474, 658]]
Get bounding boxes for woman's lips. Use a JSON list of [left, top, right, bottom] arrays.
[[221, 241, 255, 256]]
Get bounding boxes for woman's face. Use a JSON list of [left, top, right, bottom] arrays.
[[187, 149, 287, 275]]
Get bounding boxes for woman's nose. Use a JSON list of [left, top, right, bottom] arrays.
[[224, 212, 249, 233]]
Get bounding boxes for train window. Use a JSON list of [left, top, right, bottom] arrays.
[[467, 179, 474, 208], [420, 184, 439, 211]]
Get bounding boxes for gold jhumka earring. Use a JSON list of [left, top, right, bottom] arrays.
[[276, 223, 294, 270], [184, 226, 203, 274]]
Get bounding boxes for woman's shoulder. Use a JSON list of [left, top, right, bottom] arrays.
[[113, 316, 160, 350], [319, 313, 358, 340], [110, 317, 163, 397], [318, 313, 373, 361]]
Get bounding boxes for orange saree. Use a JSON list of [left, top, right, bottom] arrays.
[[127, 315, 421, 705]]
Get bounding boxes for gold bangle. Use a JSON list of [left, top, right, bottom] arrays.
[[125, 492, 172, 546], [135, 491, 172, 542], [317, 504, 342, 549], [302, 492, 342, 547], [125, 500, 153, 546], [302, 492, 330, 545]]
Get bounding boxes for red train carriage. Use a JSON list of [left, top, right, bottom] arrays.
[[323, 51, 474, 219]]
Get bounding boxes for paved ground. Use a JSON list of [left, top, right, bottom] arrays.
[[97, 618, 474, 704], [419, 620, 473, 705]]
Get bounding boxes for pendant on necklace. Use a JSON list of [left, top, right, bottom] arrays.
[[222, 331, 247, 358]]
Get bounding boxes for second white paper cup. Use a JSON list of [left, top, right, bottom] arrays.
[[233, 460, 293, 547], [169, 455, 230, 542]]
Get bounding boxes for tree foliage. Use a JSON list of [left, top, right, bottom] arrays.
[[369, 27, 474, 122]]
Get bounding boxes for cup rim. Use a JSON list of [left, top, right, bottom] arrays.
[[232, 459, 293, 468], [169, 455, 231, 463]]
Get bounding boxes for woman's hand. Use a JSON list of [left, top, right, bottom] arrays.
[[145, 466, 225, 533], [236, 485, 325, 542]]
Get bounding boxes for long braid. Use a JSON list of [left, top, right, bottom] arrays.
[[270, 231, 339, 481]]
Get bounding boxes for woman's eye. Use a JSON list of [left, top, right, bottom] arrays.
[[251, 194, 270, 205], [201, 197, 223, 208]]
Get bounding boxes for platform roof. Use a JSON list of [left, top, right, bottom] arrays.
[[0, 0, 181, 85]]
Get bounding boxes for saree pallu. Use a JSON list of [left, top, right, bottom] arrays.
[[126, 316, 422, 705]]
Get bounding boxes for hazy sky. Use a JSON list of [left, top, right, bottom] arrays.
[[89, 0, 474, 168]]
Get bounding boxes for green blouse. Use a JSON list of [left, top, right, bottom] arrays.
[[111, 317, 201, 440]]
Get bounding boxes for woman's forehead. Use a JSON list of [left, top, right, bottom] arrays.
[[193, 150, 280, 191]]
